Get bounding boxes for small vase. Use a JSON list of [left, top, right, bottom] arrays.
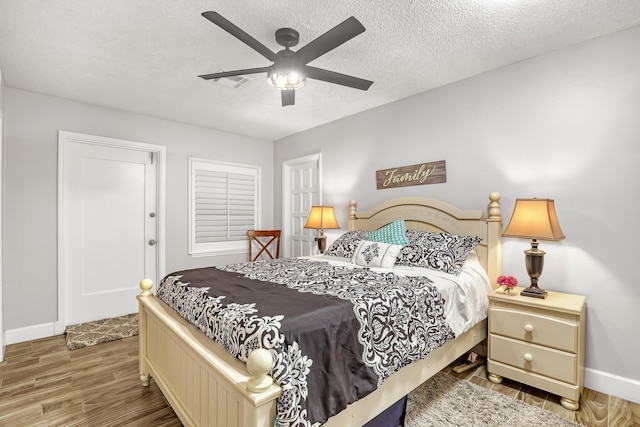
[[503, 287, 513, 295]]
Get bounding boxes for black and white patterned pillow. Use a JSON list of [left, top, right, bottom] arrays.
[[351, 240, 403, 268], [396, 230, 482, 276], [324, 230, 369, 258]]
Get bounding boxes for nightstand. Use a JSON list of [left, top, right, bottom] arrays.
[[487, 287, 586, 410]]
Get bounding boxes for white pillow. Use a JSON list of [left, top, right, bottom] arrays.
[[351, 240, 403, 269]]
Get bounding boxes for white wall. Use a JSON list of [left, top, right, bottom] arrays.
[[0, 67, 5, 359], [3, 89, 274, 332], [274, 26, 640, 401]]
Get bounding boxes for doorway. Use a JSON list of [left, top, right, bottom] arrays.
[[282, 153, 321, 258], [57, 131, 165, 332]]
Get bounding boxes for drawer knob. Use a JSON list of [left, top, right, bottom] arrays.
[[524, 324, 534, 332], [524, 353, 533, 362]]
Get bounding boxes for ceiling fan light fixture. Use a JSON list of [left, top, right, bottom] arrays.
[[267, 69, 306, 90], [199, 12, 373, 105]]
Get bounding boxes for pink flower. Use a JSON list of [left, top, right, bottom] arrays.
[[497, 275, 518, 288]]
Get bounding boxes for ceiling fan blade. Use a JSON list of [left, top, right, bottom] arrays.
[[281, 90, 295, 106], [198, 67, 270, 80], [202, 12, 277, 62], [304, 66, 373, 91], [295, 16, 365, 65]]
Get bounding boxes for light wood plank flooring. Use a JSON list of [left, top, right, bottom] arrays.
[[0, 335, 180, 426], [1, 335, 638, 426]]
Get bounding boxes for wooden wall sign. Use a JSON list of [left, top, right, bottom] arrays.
[[376, 160, 446, 190]]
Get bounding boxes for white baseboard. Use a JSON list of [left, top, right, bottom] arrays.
[[586, 367, 640, 404], [4, 322, 56, 345]]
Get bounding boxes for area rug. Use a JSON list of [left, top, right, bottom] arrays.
[[405, 372, 582, 427], [65, 313, 138, 350]]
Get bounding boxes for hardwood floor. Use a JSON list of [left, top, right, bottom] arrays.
[[1, 335, 638, 426], [0, 335, 181, 426]]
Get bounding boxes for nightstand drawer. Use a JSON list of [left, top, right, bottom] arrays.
[[489, 307, 578, 352], [489, 334, 577, 384]]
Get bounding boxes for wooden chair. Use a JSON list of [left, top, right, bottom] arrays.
[[248, 230, 281, 261]]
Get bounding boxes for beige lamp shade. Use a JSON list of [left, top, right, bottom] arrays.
[[304, 206, 340, 230], [503, 198, 565, 241]]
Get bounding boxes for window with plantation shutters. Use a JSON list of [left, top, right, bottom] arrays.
[[188, 158, 260, 256]]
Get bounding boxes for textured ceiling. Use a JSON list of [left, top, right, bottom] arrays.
[[1, 1, 640, 140]]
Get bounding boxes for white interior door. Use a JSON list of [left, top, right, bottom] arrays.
[[58, 131, 163, 328], [282, 154, 321, 257]]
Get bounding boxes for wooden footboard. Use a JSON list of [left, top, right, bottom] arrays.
[[138, 280, 280, 427], [139, 279, 487, 427]]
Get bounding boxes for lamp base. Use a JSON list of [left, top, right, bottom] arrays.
[[315, 236, 327, 254], [522, 240, 547, 299], [520, 286, 548, 299]]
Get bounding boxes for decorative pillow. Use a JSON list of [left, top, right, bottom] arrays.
[[367, 218, 409, 246], [324, 230, 369, 258], [351, 240, 403, 269], [396, 230, 482, 276]]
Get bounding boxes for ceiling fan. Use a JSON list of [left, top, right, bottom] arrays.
[[198, 12, 374, 106]]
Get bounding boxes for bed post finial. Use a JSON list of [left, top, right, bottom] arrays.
[[139, 278, 153, 296], [348, 200, 357, 232], [488, 192, 501, 221], [246, 348, 274, 393], [486, 192, 503, 286]]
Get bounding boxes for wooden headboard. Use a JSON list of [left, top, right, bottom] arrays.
[[347, 192, 503, 288]]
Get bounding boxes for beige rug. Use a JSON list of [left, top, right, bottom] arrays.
[[406, 372, 583, 427], [65, 313, 138, 350]]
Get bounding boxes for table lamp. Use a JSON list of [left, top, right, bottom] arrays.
[[502, 198, 565, 298], [304, 206, 340, 253]]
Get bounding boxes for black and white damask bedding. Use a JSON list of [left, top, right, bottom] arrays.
[[156, 256, 489, 427], [319, 251, 492, 336]]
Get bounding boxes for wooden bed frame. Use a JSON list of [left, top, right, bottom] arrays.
[[137, 192, 503, 427]]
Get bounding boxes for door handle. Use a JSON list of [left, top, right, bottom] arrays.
[[149, 239, 156, 246]]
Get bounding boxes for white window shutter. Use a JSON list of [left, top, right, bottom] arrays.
[[189, 158, 260, 256]]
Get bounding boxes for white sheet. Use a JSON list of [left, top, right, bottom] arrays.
[[304, 251, 492, 336]]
